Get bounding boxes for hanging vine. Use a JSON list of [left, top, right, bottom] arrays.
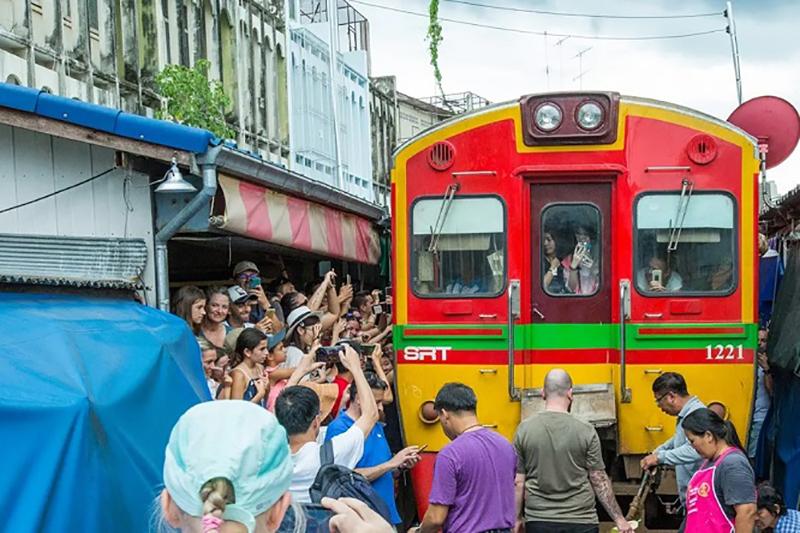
[[426, 0, 448, 106]]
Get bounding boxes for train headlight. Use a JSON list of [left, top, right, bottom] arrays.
[[534, 103, 563, 132], [576, 101, 604, 130]]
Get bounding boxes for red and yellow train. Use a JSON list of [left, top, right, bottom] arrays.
[[390, 92, 768, 522]]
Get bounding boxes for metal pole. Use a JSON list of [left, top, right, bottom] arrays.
[[726, 1, 743, 104]]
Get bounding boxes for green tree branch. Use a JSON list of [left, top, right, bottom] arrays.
[[155, 60, 235, 139]]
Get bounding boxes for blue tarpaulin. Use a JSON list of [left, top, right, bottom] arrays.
[[0, 292, 209, 531]]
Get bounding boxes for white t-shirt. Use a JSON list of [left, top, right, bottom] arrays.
[[289, 423, 365, 503], [285, 345, 305, 368]]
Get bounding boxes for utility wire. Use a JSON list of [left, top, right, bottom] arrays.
[[444, 0, 723, 20], [0, 167, 116, 215], [350, 1, 727, 41]]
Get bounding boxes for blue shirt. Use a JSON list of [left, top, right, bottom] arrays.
[[776, 509, 800, 533], [325, 412, 401, 525]]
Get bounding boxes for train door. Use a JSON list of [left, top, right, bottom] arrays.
[[524, 181, 617, 445], [530, 182, 612, 324]]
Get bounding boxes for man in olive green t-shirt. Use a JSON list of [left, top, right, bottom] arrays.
[[513, 369, 632, 533]]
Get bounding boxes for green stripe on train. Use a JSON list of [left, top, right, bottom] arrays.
[[393, 323, 758, 351]]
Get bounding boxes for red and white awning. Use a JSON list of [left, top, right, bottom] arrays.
[[217, 174, 381, 264]]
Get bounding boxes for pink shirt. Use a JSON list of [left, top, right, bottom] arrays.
[[265, 366, 287, 412]]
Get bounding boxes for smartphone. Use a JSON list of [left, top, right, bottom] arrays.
[[372, 303, 383, 315], [248, 276, 261, 289], [315, 346, 342, 364], [266, 308, 277, 320], [652, 269, 662, 285], [346, 273, 351, 285], [417, 443, 429, 452], [359, 344, 377, 357]]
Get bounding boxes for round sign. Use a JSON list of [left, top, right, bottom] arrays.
[[727, 96, 800, 169]]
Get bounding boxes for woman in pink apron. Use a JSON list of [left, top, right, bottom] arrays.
[[681, 408, 756, 533]]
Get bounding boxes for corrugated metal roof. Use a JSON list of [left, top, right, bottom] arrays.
[[0, 83, 219, 154], [0, 234, 148, 290]]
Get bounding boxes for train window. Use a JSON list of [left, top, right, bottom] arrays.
[[635, 193, 736, 295], [411, 196, 505, 297], [540, 204, 602, 296]]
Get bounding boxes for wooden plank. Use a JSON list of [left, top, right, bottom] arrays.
[[0, 107, 193, 166]]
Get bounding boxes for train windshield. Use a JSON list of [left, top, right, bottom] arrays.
[[635, 193, 736, 294], [411, 196, 505, 297]]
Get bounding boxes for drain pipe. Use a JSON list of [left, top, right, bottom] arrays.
[[155, 145, 222, 311]]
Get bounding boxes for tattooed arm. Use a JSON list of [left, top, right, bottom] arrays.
[[589, 470, 633, 533]]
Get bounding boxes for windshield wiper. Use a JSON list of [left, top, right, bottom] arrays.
[[428, 183, 460, 254], [667, 178, 694, 252]]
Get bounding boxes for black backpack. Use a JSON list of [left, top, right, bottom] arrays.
[[309, 439, 392, 523]]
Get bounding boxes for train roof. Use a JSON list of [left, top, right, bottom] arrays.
[[392, 93, 758, 158]]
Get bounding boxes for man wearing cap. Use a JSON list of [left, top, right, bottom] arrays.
[[275, 344, 379, 504], [233, 260, 280, 328], [226, 285, 258, 329]]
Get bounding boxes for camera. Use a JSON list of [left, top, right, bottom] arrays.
[[315, 345, 343, 364]]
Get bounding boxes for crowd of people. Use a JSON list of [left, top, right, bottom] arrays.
[[161, 259, 797, 533]]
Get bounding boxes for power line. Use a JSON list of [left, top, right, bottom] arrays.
[[350, 1, 727, 41], [0, 167, 116, 215], [444, 0, 723, 20]]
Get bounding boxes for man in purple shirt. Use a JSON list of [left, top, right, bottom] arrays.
[[411, 382, 517, 533]]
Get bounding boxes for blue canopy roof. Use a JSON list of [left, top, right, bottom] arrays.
[[0, 292, 209, 531], [0, 83, 219, 153]]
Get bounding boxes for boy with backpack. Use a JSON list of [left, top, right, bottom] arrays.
[[275, 344, 378, 505]]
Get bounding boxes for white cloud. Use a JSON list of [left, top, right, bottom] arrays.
[[357, 0, 800, 193]]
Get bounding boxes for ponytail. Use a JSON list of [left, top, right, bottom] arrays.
[[683, 408, 743, 450], [199, 477, 235, 533], [722, 420, 742, 450]]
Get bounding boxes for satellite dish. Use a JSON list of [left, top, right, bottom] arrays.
[[727, 96, 800, 169]]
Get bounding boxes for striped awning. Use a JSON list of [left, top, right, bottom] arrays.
[[216, 174, 381, 264]]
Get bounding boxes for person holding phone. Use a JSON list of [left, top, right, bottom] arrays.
[[636, 255, 683, 292], [563, 225, 600, 295], [233, 260, 283, 329], [325, 369, 421, 528]]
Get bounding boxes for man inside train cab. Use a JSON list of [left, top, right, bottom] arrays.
[[640, 372, 704, 504], [636, 256, 683, 292]]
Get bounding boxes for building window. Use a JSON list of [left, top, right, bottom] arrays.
[[178, 0, 190, 65], [635, 193, 736, 294], [411, 196, 506, 297], [161, 0, 172, 63], [88, 0, 99, 29], [220, 9, 237, 117]]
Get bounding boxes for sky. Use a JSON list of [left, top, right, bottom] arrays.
[[350, 0, 800, 195]]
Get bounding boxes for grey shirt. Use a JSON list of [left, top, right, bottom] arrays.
[[712, 449, 756, 519], [655, 396, 705, 503]]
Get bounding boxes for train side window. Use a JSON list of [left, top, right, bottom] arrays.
[[635, 193, 736, 295], [540, 204, 602, 296], [411, 196, 505, 297]]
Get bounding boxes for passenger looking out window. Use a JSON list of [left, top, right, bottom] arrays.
[[635, 193, 735, 294], [540, 205, 601, 297], [542, 231, 567, 294], [636, 256, 683, 292], [411, 196, 505, 297]]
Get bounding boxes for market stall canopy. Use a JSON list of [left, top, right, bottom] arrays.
[[216, 173, 381, 264], [0, 292, 208, 531]]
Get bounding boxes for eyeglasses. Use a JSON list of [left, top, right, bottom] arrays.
[[655, 392, 670, 404]]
